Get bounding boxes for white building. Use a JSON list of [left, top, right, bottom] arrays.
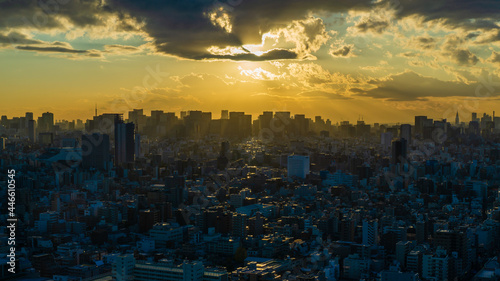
[[422, 247, 449, 280], [113, 254, 135, 281], [287, 155, 310, 179], [362, 219, 379, 245]]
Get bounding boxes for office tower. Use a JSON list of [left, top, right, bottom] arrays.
[[455, 112, 460, 125], [396, 241, 414, 269], [472, 112, 478, 122], [139, 209, 160, 233], [228, 112, 251, 138], [24, 112, 33, 135], [135, 133, 141, 158], [0, 137, 5, 150], [231, 213, 248, 237], [113, 254, 135, 281], [422, 248, 450, 281], [362, 219, 379, 245], [391, 139, 407, 165], [86, 113, 121, 134], [217, 141, 230, 170], [248, 212, 264, 236], [340, 218, 356, 241], [259, 111, 273, 131], [287, 155, 310, 179], [356, 120, 370, 137], [25, 112, 33, 121], [128, 109, 146, 133], [166, 174, 185, 208], [414, 116, 427, 136], [114, 120, 135, 165], [434, 230, 470, 276], [37, 112, 54, 133], [293, 114, 309, 136], [221, 110, 229, 120], [274, 111, 291, 136], [81, 133, 110, 170], [400, 124, 411, 144], [381, 132, 393, 150]]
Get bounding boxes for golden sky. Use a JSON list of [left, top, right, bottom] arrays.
[[1, 0, 499, 123]]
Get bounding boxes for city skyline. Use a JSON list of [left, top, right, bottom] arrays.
[[1, 1, 500, 122], [2, 108, 498, 127]]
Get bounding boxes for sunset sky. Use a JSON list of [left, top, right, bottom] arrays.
[[1, 0, 500, 123]]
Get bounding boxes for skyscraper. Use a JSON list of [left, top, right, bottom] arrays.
[[114, 120, 135, 165], [362, 219, 379, 245], [391, 139, 407, 165], [166, 174, 186, 208], [82, 133, 110, 170], [414, 116, 427, 136], [28, 119, 35, 142], [37, 112, 54, 133], [455, 111, 460, 125], [287, 155, 310, 179], [400, 124, 411, 145]]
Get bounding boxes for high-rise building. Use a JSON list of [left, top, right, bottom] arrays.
[[221, 110, 229, 120], [37, 112, 54, 133], [166, 174, 185, 208], [114, 120, 135, 165], [82, 133, 110, 170], [362, 219, 379, 245], [232, 213, 248, 237], [422, 247, 450, 281], [27, 119, 36, 142], [414, 116, 427, 136], [434, 230, 470, 277], [472, 112, 478, 122], [400, 124, 411, 145], [287, 155, 310, 179], [0, 137, 5, 150], [113, 254, 135, 281], [135, 133, 141, 158], [391, 139, 407, 165]]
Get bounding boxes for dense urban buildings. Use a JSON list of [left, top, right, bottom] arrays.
[[1, 109, 500, 281]]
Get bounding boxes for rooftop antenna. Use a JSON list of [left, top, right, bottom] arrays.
[[95, 103, 97, 117]]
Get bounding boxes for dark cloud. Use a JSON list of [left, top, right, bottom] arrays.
[[453, 49, 479, 65], [391, 0, 500, 30], [16, 45, 87, 53], [102, 0, 377, 60], [200, 48, 298, 61], [330, 45, 352, 57], [1, 0, 499, 59], [105, 44, 139, 51], [0, 0, 116, 30], [488, 51, 500, 65], [355, 19, 390, 33], [410, 36, 437, 50], [0, 31, 44, 45], [351, 71, 487, 101], [15, 44, 102, 58]]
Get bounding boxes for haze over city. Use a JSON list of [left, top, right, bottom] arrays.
[[1, 0, 500, 122]]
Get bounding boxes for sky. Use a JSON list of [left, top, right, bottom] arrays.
[[1, 0, 500, 123]]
